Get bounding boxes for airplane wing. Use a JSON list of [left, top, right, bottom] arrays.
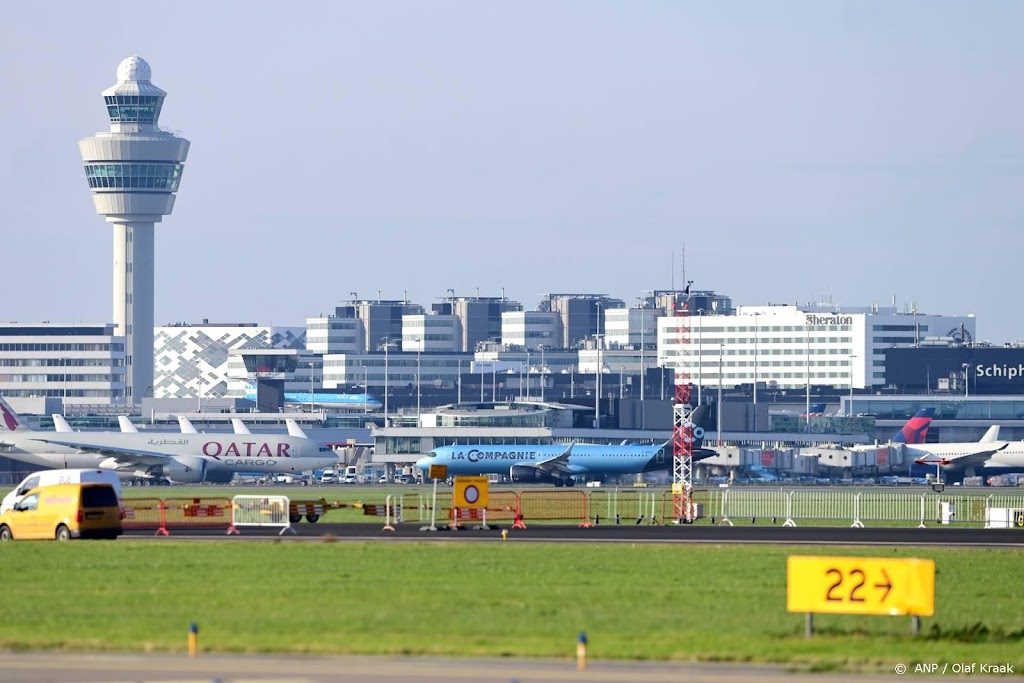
[[528, 443, 574, 476], [923, 443, 1010, 470], [25, 435, 190, 468]]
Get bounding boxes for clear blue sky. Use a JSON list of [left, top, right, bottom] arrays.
[[1, 2, 1021, 341]]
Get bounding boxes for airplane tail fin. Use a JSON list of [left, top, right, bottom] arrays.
[[979, 425, 1000, 443], [118, 416, 140, 433], [891, 408, 935, 444], [52, 414, 75, 433], [231, 418, 252, 435], [285, 418, 309, 439], [0, 396, 28, 432], [690, 404, 711, 450], [177, 416, 200, 434]]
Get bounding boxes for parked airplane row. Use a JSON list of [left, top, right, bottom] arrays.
[[863, 408, 1024, 476], [0, 398, 338, 485]]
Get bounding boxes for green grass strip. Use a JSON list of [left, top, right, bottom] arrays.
[[0, 541, 1020, 670]]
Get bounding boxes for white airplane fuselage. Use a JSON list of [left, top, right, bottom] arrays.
[[0, 432, 337, 479]]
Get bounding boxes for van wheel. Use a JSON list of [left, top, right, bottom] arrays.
[[305, 514, 319, 523], [56, 525, 71, 541], [0, 525, 12, 541]]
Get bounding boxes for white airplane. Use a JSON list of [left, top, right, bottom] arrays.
[[0, 397, 338, 485]]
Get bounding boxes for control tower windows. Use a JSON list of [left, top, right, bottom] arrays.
[[103, 95, 163, 123], [84, 163, 183, 191]]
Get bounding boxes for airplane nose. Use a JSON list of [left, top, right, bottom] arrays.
[[415, 456, 433, 471]]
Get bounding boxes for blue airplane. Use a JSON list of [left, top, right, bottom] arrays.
[[416, 405, 714, 487], [243, 383, 382, 410]]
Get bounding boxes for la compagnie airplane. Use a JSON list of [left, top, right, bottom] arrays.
[[417, 405, 716, 487], [0, 397, 338, 485]]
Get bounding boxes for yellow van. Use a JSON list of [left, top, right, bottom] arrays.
[[0, 483, 122, 541]]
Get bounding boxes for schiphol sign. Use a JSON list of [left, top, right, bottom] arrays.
[[975, 363, 1024, 383], [805, 314, 853, 326]]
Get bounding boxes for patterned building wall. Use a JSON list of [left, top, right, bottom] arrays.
[[154, 326, 305, 399]]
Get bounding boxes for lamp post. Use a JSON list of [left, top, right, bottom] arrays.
[[197, 358, 203, 413], [595, 338, 600, 428], [381, 337, 390, 422], [308, 361, 314, 414], [805, 325, 811, 429], [457, 358, 462, 404], [638, 300, 646, 429], [619, 366, 624, 399], [416, 338, 421, 420], [848, 354, 857, 417], [753, 313, 760, 432], [62, 359, 68, 417], [697, 310, 703, 406], [718, 342, 724, 441], [962, 363, 970, 397], [539, 346, 546, 402]]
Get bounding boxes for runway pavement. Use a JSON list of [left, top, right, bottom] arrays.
[[122, 521, 1024, 545], [3, 651, 1012, 683]]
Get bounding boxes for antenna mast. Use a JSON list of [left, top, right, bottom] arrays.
[[672, 279, 695, 523]]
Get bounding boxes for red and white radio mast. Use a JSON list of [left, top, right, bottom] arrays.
[[671, 282, 696, 523]]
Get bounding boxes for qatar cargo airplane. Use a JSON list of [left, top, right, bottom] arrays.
[[0, 397, 337, 484], [416, 405, 715, 487]]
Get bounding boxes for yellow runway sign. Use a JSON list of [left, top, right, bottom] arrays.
[[453, 476, 489, 508], [787, 556, 935, 617]]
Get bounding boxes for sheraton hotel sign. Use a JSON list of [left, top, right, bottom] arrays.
[[805, 314, 853, 326]]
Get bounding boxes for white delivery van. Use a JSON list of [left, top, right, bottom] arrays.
[[1, 469, 123, 514]]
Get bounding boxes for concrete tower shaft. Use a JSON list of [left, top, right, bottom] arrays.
[[78, 56, 190, 404]]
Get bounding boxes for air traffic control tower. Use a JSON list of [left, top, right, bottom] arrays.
[[79, 56, 190, 404]]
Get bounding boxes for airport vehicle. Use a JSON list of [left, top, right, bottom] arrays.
[[318, 469, 338, 484], [0, 482, 122, 540], [1, 469, 123, 514], [0, 397, 339, 485], [416, 405, 715, 487], [243, 382, 382, 410]]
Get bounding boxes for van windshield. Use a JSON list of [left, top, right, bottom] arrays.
[[82, 485, 119, 508]]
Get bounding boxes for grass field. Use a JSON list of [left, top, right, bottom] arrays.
[[0, 541, 1020, 671]]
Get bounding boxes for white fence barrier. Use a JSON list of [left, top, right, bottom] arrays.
[[717, 488, 1024, 528], [232, 495, 295, 535]]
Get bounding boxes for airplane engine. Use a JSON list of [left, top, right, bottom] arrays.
[[509, 465, 552, 484], [97, 457, 120, 471], [162, 456, 208, 484]]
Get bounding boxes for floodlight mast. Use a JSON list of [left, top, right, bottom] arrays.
[[672, 283, 695, 523]]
